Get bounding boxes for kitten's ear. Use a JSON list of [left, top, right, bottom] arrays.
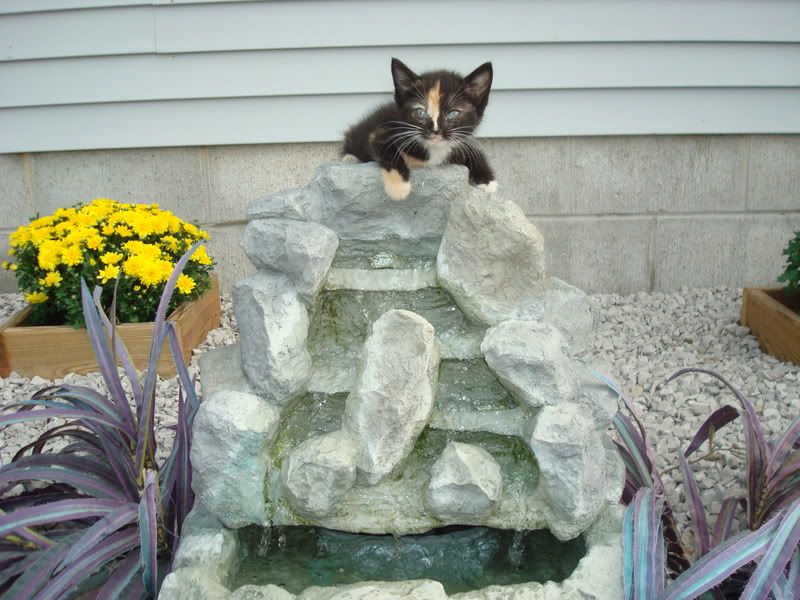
[[391, 58, 420, 105], [464, 62, 493, 114]]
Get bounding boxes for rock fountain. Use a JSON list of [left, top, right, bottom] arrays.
[[160, 163, 625, 600]]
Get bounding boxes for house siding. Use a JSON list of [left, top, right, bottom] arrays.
[[1, 0, 799, 152]]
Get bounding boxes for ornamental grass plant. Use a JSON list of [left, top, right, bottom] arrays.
[[2, 198, 214, 327], [0, 246, 202, 598]]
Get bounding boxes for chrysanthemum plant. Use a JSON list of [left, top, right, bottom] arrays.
[[0, 245, 202, 598], [778, 230, 800, 297], [598, 369, 800, 600], [2, 198, 213, 327]]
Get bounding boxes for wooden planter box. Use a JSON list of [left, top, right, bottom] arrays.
[[740, 287, 800, 366], [0, 275, 220, 379]]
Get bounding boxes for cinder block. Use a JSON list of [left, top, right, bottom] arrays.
[[747, 136, 800, 211], [0, 154, 33, 228], [534, 216, 652, 294], [571, 136, 747, 214], [31, 147, 208, 222], [480, 137, 570, 215], [654, 214, 800, 290], [204, 222, 253, 294], [207, 143, 338, 223]]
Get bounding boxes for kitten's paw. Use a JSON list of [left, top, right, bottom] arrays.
[[476, 180, 498, 194], [382, 169, 411, 201], [342, 154, 360, 163]]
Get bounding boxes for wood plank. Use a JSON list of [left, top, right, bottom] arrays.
[[3, 43, 799, 109], [741, 287, 800, 366], [0, 275, 220, 379], [155, 0, 800, 54], [3, 87, 800, 153]]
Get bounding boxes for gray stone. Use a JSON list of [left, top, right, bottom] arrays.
[[247, 186, 323, 222], [172, 521, 239, 583], [426, 442, 503, 521], [198, 344, 256, 397], [282, 430, 359, 518], [575, 373, 620, 429], [158, 567, 230, 600], [437, 193, 547, 325], [314, 162, 474, 241], [343, 309, 440, 485], [297, 580, 448, 600], [481, 321, 577, 410], [232, 273, 311, 403], [242, 218, 338, 298], [545, 277, 594, 354], [231, 585, 296, 600], [191, 390, 280, 528], [528, 404, 608, 541]]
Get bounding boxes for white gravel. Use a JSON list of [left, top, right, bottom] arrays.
[[1, 286, 798, 546]]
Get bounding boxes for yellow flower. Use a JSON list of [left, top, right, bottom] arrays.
[[115, 225, 133, 238], [86, 235, 104, 251], [190, 244, 213, 266], [60, 245, 84, 267], [39, 271, 62, 287], [9, 263, 17, 271], [24, 291, 48, 304], [37, 240, 62, 271], [102, 223, 116, 236], [122, 241, 161, 259], [101, 251, 123, 265], [176, 274, 196, 295], [162, 236, 179, 252], [30, 226, 55, 246], [9, 226, 32, 247], [97, 264, 120, 284]]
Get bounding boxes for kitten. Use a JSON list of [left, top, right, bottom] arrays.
[[342, 58, 497, 201]]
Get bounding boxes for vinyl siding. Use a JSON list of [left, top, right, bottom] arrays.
[[1, 0, 798, 152]]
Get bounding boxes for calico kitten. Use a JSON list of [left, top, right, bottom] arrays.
[[342, 58, 496, 201]]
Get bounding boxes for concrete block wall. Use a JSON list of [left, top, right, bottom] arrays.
[[1, 135, 798, 295]]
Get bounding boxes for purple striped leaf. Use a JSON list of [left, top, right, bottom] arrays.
[[92, 284, 143, 416], [13, 425, 104, 461], [32, 384, 132, 437], [5, 449, 116, 483], [0, 498, 123, 538], [661, 512, 782, 600], [625, 487, 666, 599], [80, 278, 132, 426], [136, 243, 203, 478], [665, 368, 769, 529], [34, 528, 140, 600], [768, 455, 800, 496], [95, 549, 142, 600], [0, 507, 54, 549], [2, 532, 79, 598], [678, 453, 711, 557], [0, 407, 126, 432], [711, 496, 743, 547], [786, 548, 800, 599], [741, 499, 800, 599], [684, 405, 740, 458], [0, 466, 127, 501], [56, 503, 138, 573], [139, 469, 160, 597], [767, 417, 800, 481]]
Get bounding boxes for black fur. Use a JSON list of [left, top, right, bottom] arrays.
[[342, 58, 495, 198]]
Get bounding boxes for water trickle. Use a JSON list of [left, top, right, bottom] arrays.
[[232, 526, 586, 595]]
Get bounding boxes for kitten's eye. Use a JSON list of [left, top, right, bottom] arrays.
[[446, 110, 460, 121], [415, 108, 428, 120]]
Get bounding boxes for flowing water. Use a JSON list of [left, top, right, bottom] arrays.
[[232, 525, 586, 594]]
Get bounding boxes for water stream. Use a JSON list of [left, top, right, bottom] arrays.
[[232, 525, 586, 594]]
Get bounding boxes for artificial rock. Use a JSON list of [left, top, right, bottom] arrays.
[[481, 321, 578, 410], [242, 218, 338, 298], [282, 430, 359, 518], [426, 441, 503, 520], [232, 272, 311, 404], [342, 309, 440, 485], [437, 192, 546, 325], [191, 390, 280, 528]]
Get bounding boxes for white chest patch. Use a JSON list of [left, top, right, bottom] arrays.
[[423, 141, 453, 166]]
